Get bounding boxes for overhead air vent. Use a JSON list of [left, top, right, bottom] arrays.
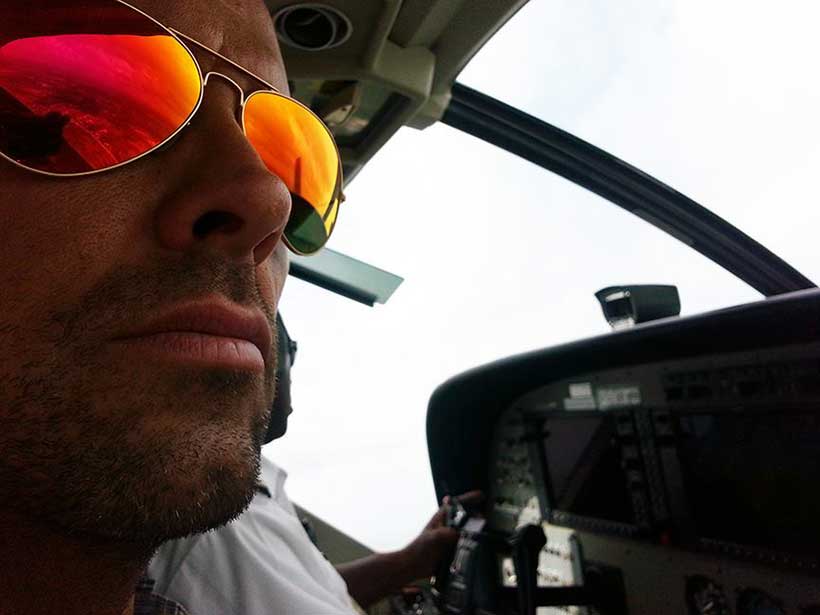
[[273, 4, 352, 51]]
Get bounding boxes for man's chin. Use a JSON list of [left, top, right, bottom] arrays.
[[136, 456, 262, 544], [0, 393, 269, 549], [102, 409, 268, 545], [65, 437, 263, 546]]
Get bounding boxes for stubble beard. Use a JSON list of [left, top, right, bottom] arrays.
[[0, 255, 276, 547]]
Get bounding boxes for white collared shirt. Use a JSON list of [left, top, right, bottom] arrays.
[[148, 457, 357, 615]]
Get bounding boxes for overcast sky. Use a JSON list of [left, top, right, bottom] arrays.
[[270, 0, 820, 552]]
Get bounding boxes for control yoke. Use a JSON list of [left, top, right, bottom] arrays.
[[508, 525, 546, 615], [436, 517, 626, 614]]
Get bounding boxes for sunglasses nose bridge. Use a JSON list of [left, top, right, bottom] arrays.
[[202, 71, 247, 110]]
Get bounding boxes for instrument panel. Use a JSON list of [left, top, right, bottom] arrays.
[[427, 291, 820, 614], [484, 342, 820, 614]]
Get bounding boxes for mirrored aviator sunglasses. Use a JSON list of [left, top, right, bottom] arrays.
[[0, 0, 343, 255]]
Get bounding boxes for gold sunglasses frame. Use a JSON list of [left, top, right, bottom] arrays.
[[0, 0, 345, 255]]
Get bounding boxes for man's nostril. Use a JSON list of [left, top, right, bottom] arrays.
[[193, 210, 244, 238]]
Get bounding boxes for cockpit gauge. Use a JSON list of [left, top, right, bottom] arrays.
[[686, 576, 731, 615]]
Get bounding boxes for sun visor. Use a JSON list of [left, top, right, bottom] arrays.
[[288, 247, 403, 306]]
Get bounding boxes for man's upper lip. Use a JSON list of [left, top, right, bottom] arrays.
[[120, 299, 272, 360]]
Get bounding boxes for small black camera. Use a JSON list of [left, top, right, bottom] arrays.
[[595, 285, 681, 330]]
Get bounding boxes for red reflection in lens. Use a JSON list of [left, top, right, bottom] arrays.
[[0, 33, 200, 174]]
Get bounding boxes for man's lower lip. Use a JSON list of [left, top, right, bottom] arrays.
[[114, 332, 265, 371]]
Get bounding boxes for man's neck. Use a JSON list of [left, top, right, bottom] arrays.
[[0, 511, 153, 615]]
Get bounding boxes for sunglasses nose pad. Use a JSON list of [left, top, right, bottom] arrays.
[[202, 72, 246, 114]]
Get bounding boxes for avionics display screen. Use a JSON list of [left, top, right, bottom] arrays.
[[542, 413, 635, 526], [676, 411, 820, 557]]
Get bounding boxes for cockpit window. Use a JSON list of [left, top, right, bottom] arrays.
[[277, 135, 758, 549], [459, 0, 820, 283], [275, 1, 815, 550]]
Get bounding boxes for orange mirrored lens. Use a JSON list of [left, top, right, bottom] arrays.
[[0, 1, 201, 174], [244, 92, 341, 254]]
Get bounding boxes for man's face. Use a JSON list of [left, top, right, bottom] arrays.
[[0, 0, 291, 544]]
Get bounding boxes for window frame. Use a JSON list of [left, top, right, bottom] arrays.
[[442, 82, 815, 297]]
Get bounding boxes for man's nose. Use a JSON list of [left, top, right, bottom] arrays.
[[153, 77, 291, 265]]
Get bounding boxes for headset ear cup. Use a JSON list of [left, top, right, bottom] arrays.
[[264, 313, 294, 444]]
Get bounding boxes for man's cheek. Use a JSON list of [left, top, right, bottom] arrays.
[[0, 195, 98, 296]]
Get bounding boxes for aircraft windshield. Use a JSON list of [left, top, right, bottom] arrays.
[[460, 0, 820, 283], [274, 0, 816, 551]]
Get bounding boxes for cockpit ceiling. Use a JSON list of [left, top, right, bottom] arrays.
[[264, 0, 529, 181]]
